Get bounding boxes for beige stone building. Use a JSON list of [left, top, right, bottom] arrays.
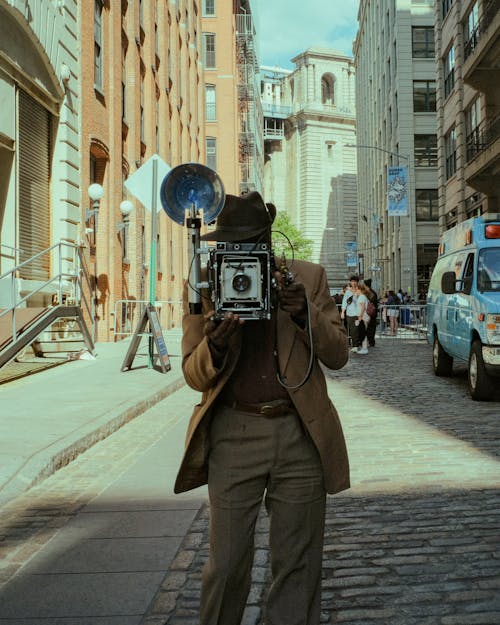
[[0, 0, 80, 295], [354, 0, 440, 297], [435, 0, 499, 231], [262, 48, 358, 290]]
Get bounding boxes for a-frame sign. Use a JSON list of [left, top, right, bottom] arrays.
[[121, 304, 171, 373]]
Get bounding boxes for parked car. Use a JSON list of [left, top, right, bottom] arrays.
[[426, 213, 500, 400]]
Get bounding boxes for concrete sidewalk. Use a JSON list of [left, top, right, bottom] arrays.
[[0, 329, 186, 508]]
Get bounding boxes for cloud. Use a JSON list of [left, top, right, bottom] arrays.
[[253, 0, 360, 68]]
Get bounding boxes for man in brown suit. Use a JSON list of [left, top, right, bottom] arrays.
[[175, 191, 350, 625]]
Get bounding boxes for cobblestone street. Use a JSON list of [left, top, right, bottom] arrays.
[[1, 338, 499, 624], [144, 338, 500, 625]]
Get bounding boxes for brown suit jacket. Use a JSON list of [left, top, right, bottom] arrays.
[[174, 259, 350, 495]]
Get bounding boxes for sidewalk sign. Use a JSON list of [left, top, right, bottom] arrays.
[[121, 305, 171, 373], [123, 154, 172, 371]]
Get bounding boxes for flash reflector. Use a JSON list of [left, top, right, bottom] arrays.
[[160, 162, 225, 225]]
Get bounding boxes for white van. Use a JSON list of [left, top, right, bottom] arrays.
[[426, 213, 500, 400]]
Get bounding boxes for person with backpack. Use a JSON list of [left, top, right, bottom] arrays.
[[364, 278, 378, 347]]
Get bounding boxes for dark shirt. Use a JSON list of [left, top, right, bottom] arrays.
[[219, 310, 289, 404]]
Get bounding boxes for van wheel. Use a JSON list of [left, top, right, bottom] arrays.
[[468, 341, 494, 401], [433, 335, 453, 376]]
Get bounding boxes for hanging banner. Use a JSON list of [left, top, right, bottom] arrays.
[[387, 166, 408, 216], [345, 241, 358, 267]]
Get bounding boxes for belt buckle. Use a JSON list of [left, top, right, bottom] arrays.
[[260, 404, 276, 416]]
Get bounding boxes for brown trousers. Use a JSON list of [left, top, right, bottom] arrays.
[[201, 404, 327, 625]]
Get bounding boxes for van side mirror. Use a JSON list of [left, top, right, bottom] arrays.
[[441, 271, 457, 294]]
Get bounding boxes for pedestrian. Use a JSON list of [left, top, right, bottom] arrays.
[[387, 289, 399, 335], [354, 281, 370, 354], [363, 278, 378, 347], [174, 191, 350, 625], [379, 291, 389, 335], [340, 275, 360, 351]]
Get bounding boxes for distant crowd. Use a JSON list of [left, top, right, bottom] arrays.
[[332, 276, 426, 355]]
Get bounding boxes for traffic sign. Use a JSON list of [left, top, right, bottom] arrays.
[[124, 154, 171, 212]]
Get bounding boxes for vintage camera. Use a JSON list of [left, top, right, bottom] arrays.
[[207, 242, 273, 320]]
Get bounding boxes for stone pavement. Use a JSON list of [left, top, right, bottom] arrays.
[[0, 329, 185, 508], [0, 336, 499, 624]]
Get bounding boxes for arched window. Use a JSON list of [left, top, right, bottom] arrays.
[[321, 73, 335, 105]]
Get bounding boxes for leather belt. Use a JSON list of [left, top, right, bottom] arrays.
[[224, 399, 294, 417]]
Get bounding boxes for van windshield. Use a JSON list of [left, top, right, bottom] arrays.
[[477, 248, 500, 292]]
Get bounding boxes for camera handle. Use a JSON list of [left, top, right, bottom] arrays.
[[186, 211, 203, 315]]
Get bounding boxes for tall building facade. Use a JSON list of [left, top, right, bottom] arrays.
[[262, 48, 357, 290], [435, 0, 499, 231], [201, 0, 263, 196], [355, 0, 439, 297], [0, 0, 79, 298], [80, 0, 205, 341]]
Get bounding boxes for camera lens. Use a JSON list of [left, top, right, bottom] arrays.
[[232, 272, 251, 292]]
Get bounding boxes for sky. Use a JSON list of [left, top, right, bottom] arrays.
[[252, 0, 360, 69]]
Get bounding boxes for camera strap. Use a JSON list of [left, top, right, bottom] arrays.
[[274, 297, 314, 391]]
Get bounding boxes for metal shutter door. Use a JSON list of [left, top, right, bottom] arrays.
[[18, 89, 50, 280]]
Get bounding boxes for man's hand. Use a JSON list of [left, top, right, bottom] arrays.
[[204, 311, 243, 361], [275, 272, 307, 324]]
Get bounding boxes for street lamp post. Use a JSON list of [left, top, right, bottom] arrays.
[[117, 200, 134, 265], [344, 143, 416, 295], [87, 183, 104, 342]]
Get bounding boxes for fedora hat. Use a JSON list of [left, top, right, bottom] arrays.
[[200, 191, 276, 241]]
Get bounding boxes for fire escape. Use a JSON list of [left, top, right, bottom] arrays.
[[235, 12, 263, 194]]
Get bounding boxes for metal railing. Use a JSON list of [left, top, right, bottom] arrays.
[[338, 303, 428, 341], [464, 0, 500, 61], [377, 303, 427, 339], [0, 242, 94, 346], [113, 299, 183, 340], [466, 114, 500, 162]]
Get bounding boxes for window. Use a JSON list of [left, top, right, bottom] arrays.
[[461, 253, 474, 294], [415, 189, 439, 221], [465, 98, 482, 160], [321, 74, 335, 105], [121, 39, 127, 121], [203, 33, 216, 68], [140, 72, 145, 145], [444, 46, 455, 98], [155, 97, 160, 152], [412, 26, 434, 58], [417, 243, 439, 288], [414, 134, 437, 167], [206, 137, 216, 170], [413, 81, 436, 112], [139, 0, 144, 29], [478, 249, 500, 292], [442, 0, 453, 18], [445, 127, 457, 179], [203, 0, 215, 16], [205, 84, 216, 121], [94, 0, 104, 89], [464, 2, 479, 58]]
